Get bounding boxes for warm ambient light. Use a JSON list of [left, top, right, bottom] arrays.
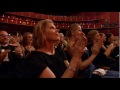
[[1, 18, 3, 20]]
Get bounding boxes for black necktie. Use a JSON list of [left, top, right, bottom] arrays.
[[0, 46, 9, 49]]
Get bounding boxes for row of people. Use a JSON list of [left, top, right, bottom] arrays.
[[0, 19, 119, 78], [0, 31, 35, 77]]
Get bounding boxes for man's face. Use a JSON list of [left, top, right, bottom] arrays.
[[0, 31, 10, 45]]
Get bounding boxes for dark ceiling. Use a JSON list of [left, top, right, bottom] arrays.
[[33, 0, 82, 16], [35, 12, 80, 16], [1, 0, 118, 15]]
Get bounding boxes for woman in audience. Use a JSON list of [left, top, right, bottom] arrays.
[[99, 33, 119, 71], [99, 33, 107, 52], [9, 34, 20, 47], [87, 30, 118, 68], [17, 33, 23, 45], [87, 30, 119, 78], [22, 32, 35, 57], [9, 33, 25, 57], [65, 23, 102, 78], [104, 33, 119, 61], [104, 33, 115, 48], [16, 19, 87, 78], [57, 33, 68, 50]]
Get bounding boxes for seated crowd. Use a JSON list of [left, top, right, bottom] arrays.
[[0, 19, 119, 78]]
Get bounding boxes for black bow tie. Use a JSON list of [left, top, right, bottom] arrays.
[[0, 46, 9, 49]]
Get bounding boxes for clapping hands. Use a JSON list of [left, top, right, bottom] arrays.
[[67, 32, 87, 58]]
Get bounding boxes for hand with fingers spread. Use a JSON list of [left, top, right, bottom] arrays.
[[66, 33, 78, 56], [107, 39, 119, 51], [91, 38, 103, 55], [73, 36, 86, 58], [68, 32, 86, 58], [14, 46, 24, 57], [113, 39, 119, 47]]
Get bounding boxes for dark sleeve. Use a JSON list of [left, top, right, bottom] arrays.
[[87, 44, 109, 67], [110, 46, 119, 59], [81, 50, 90, 61], [93, 53, 108, 66], [86, 44, 93, 55], [56, 45, 68, 61], [18, 53, 47, 78]]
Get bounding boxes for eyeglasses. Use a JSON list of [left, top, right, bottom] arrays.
[[0, 34, 10, 37]]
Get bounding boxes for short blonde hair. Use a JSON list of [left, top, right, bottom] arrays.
[[33, 19, 54, 49]]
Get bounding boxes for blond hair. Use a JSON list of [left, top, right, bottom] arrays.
[[22, 32, 32, 46], [66, 23, 80, 38], [87, 30, 99, 44], [33, 19, 54, 49]]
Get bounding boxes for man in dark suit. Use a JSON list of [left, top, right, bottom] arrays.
[[0, 30, 23, 78]]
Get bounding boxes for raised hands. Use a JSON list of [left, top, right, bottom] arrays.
[[113, 39, 119, 47], [14, 46, 24, 57], [67, 32, 87, 58], [107, 39, 119, 51], [91, 37, 103, 55]]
